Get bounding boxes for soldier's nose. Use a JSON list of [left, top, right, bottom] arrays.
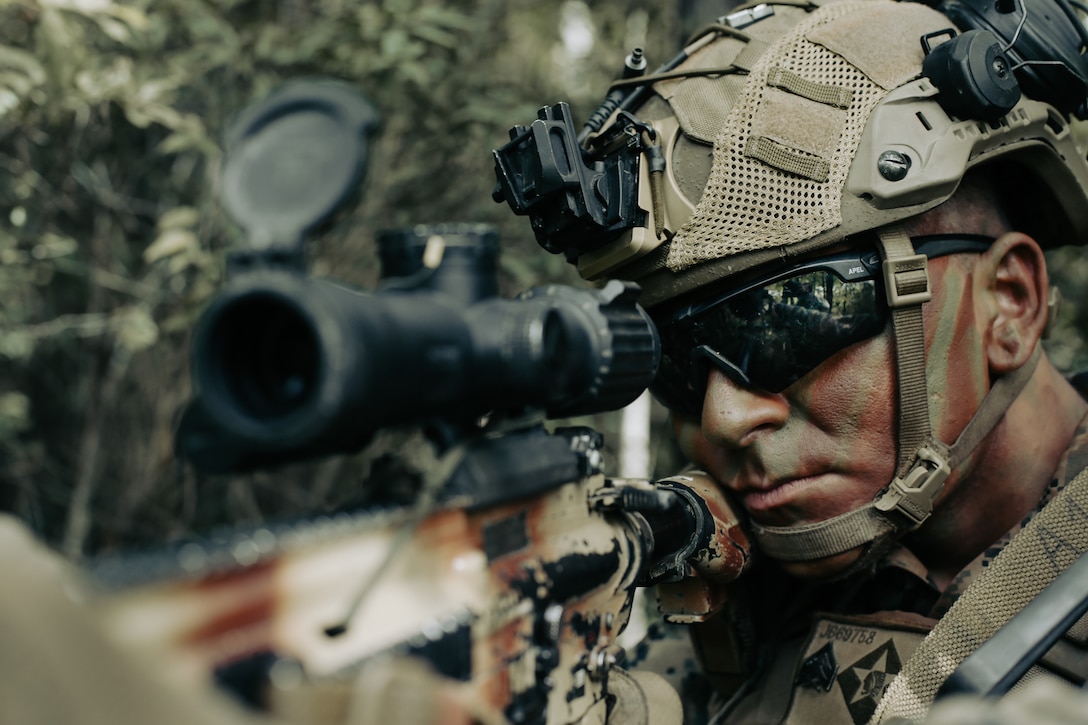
[[700, 368, 790, 448]]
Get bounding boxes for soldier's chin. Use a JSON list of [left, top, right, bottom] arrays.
[[776, 546, 866, 581]]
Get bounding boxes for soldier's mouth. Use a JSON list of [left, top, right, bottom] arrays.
[[741, 475, 824, 516]]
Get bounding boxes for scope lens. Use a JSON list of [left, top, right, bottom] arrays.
[[209, 294, 322, 420]]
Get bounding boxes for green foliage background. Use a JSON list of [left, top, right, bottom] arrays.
[[2, 0, 1087, 560], [0, 0, 693, 558]]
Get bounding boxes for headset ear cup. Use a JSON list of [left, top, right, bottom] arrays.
[[923, 29, 1023, 120], [938, 0, 1088, 120]]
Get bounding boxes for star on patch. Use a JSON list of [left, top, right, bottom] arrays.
[[837, 639, 902, 725], [796, 641, 838, 692]]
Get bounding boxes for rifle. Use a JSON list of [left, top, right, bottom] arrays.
[[85, 80, 753, 725]]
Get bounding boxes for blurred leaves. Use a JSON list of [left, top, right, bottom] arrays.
[[0, 46, 45, 118]]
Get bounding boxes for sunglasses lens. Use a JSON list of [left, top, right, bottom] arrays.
[[651, 270, 887, 415]]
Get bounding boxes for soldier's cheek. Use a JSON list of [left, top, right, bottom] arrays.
[[788, 332, 897, 442]]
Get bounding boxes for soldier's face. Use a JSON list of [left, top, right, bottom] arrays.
[[670, 253, 988, 579]]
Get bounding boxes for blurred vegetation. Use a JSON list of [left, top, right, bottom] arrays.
[[2, 0, 1087, 560], [0, 0, 689, 558]]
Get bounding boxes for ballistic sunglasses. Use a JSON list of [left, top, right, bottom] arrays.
[[649, 235, 994, 416]]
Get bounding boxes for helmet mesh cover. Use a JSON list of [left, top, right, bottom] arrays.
[[667, 0, 943, 270]]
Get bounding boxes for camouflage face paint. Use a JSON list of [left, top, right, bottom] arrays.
[[923, 255, 989, 446]]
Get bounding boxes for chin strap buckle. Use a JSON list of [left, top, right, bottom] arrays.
[[874, 444, 951, 529]]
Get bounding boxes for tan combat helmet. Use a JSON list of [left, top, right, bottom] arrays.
[[494, 0, 1088, 564]]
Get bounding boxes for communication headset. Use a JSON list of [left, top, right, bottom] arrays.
[[921, 0, 1088, 120]]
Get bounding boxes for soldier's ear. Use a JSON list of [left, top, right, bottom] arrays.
[[980, 232, 1049, 375]]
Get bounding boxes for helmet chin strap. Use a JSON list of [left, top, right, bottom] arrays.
[[749, 226, 1042, 564]]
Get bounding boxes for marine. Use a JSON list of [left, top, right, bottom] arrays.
[[495, 0, 1088, 721]]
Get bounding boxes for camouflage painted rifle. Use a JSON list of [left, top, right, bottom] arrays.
[[89, 434, 750, 724], [83, 80, 753, 725]]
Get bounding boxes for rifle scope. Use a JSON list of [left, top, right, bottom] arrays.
[[173, 81, 659, 473], [181, 224, 660, 472]]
